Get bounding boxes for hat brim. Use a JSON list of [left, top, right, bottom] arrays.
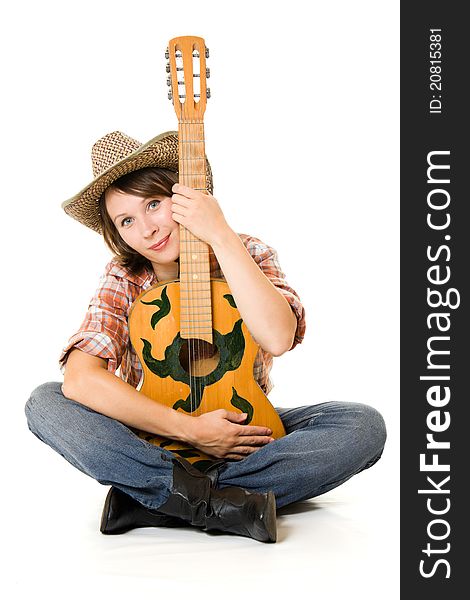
[[62, 130, 213, 234]]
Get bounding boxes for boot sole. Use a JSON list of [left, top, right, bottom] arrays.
[[262, 491, 277, 543], [100, 487, 187, 534]]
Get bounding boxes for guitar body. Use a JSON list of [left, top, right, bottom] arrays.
[[127, 35, 286, 469], [129, 279, 286, 469]]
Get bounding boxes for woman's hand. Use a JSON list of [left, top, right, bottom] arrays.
[[171, 183, 231, 247], [184, 409, 275, 460]]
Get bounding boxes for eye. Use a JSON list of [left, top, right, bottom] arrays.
[[148, 199, 161, 210], [121, 216, 133, 227]]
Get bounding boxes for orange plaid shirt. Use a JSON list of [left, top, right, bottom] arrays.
[[59, 233, 306, 394]]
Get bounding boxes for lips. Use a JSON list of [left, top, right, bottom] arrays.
[[149, 234, 170, 251]]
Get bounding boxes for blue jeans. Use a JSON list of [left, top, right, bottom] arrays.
[[25, 382, 386, 510]]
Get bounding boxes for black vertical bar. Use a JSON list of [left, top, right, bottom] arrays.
[[401, 2, 467, 596]]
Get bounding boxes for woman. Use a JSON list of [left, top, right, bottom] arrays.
[[25, 130, 386, 543]]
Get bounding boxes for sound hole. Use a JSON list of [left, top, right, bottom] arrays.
[[179, 339, 220, 377]]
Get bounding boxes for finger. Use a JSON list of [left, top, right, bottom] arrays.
[[224, 411, 250, 423], [171, 202, 187, 214], [224, 452, 254, 460], [229, 446, 263, 456], [172, 183, 196, 198], [171, 212, 185, 225], [171, 202, 187, 216], [239, 425, 273, 436], [233, 436, 274, 447], [171, 193, 192, 207]]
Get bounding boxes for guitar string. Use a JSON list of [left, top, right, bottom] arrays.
[[180, 117, 192, 417], [200, 118, 206, 418], [184, 117, 201, 417], [189, 117, 206, 418], [194, 117, 204, 418], [191, 117, 199, 417], [180, 59, 209, 422], [187, 118, 195, 416], [190, 118, 199, 417], [185, 118, 196, 417], [198, 117, 205, 418]]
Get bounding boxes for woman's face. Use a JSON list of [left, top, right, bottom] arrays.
[[105, 188, 180, 278]]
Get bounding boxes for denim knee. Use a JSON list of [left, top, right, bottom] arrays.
[[352, 403, 387, 464], [25, 381, 62, 434]]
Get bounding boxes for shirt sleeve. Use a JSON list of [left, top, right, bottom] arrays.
[[241, 234, 306, 350], [58, 266, 131, 374]]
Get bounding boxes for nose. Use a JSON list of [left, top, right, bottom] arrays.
[[141, 214, 158, 239]]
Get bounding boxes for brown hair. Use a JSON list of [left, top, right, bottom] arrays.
[[98, 167, 178, 275]]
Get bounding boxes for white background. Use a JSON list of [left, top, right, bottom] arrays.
[[1, 1, 399, 598]]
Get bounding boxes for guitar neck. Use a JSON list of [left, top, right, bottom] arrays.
[[178, 120, 207, 191], [178, 120, 213, 342], [166, 35, 213, 342]]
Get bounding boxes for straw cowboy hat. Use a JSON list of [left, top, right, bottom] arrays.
[[62, 130, 213, 234]]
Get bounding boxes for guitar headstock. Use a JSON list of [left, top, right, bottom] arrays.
[[166, 36, 210, 121]]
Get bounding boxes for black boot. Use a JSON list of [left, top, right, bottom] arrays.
[[156, 457, 277, 543], [100, 487, 187, 535]]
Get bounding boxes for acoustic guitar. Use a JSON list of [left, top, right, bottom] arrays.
[[129, 36, 286, 470]]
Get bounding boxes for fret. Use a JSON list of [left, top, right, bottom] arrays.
[[181, 293, 212, 297], [181, 333, 213, 337], [180, 320, 213, 324], [180, 298, 207, 312], [182, 255, 209, 260]]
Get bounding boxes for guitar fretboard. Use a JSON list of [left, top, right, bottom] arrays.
[[178, 120, 213, 343]]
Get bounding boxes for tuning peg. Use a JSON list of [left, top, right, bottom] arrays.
[[165, 48, 169, 59], [168, 90, 173, 100], [166, 63, 170, 73], [206, 88, 211, 99], [167, 76, 171, 86], [206, 67, 210, 78], [205, 47, 210, 58]]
